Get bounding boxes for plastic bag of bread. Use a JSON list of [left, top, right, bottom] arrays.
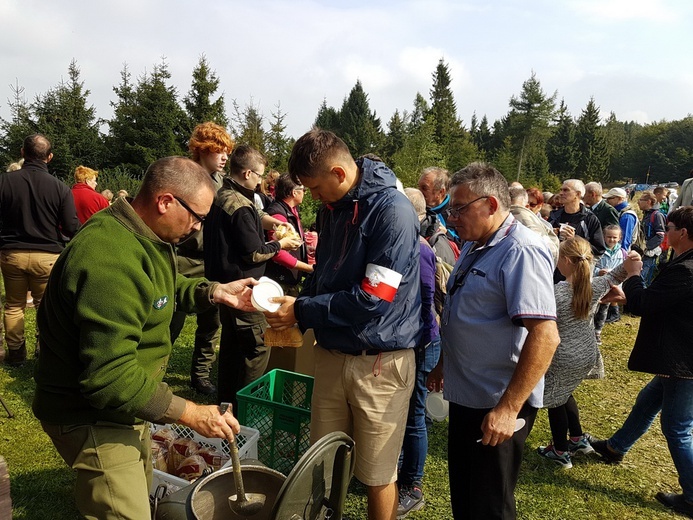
[[168, 437, 200, 473], [152, 427, 177, 448], [273, 222, 300, 240], [197, 446, 230, 472], [175, 454, 208, 482], [151, 439, 169, 472], [265, 325, 304, 348]]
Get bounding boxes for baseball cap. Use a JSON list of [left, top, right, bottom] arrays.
[[603, 187, 627, 199]]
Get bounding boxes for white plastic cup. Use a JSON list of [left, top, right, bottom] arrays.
[[425, 391, 449, 422], [251, 277, 284, 313]]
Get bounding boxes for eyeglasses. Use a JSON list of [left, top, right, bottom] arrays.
[[445, 197, 489, 219], [174, 196, 205, 224], [250, 170, 264, 179]]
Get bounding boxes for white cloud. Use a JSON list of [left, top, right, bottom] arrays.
[[567, 0, 677, 22]]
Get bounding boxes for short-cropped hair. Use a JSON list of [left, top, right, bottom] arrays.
[[419, 167, 449, 192], [450, 162, 511, 210], [136, 156, 214, 202], [668, 207, 693, 237], [288, 128, 352, 184], [229, 145, 267, 177], [275, 173, 302, 201], [22, 134, 52, 161], [564, 179, 586, 198], [404, 187, 426, 216], [508, 186, 528, 206]]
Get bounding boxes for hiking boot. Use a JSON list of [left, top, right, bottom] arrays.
[[397, 482, 424, 518], [655, 492, 693, 518], [537, 444, 573, 469], [191, 378, 216, 396], [589, 437, 624, 464], [6, 343, 27, 367], [568, 434, 595, 455]]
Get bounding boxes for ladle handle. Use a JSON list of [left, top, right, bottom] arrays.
[[221, 402, 246, 500]]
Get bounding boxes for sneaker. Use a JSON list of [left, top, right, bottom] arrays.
[[397, 482, 424, 518], [589, 437, 624, 464], [537, 444, 573, 469], [568, 434, 595, 455], [655, 492, 693, 518], [6, 343, 27, 367], [190, 378, 217, 395]]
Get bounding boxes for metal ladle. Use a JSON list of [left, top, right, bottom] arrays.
[[220, 403, 266, 517]]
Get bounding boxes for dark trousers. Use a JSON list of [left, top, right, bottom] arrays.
[[217, 306, 270, 412], [170, 304, 220, 380], [449, 402, 537, 520], [169, 256, 220, 381], [547, 394, 582, 452]]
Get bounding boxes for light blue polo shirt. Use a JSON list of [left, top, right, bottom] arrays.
[[441, 214, 557, 409]]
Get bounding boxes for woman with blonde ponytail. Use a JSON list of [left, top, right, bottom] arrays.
[[537, 236, 638, 468]]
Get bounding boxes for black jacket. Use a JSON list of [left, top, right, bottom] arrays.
[[625, 248, 693, 378], [264, 199, 306, 286], [203, 177, 280, 282], [0, 159, 79, 252]]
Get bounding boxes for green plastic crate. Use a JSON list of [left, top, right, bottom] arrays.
[[237, 369, 314, 475]]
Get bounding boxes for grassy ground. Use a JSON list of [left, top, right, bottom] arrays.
[[0, 311, 683, 519]]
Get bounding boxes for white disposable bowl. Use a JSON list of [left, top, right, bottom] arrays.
[[425, 391, 449, 422], [251, 277, 284, 313]]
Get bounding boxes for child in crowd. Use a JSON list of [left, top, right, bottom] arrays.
[[593, 225, 628, 344], [537, 236, 634, 468]]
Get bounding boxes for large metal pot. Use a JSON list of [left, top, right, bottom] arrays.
[[155, 464, 286, 520]]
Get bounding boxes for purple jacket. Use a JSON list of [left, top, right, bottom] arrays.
[[419, 238, 439, 345]]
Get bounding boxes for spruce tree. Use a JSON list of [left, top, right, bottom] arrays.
[[183, 55, 228, 133], [507, 72, 556, 181], [105, 64, 140, 173], [547, 99, 578, 179], [265, 103, 293, 171], [338, 80, 384, 157], [314, 99, 340, 134], [231, 99, 266, 152], [575, 97, 609, 182], [32, 60, 105, 179], [0, 80, 35, 168]]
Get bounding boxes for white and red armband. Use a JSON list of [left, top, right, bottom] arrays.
[[361, 263, 403, 303]]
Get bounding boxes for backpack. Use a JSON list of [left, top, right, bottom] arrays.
[[433, 253, 454, 317], [619, 207, 641, 250], [421, 232, 456, 316], [427, 230, 460, 265]]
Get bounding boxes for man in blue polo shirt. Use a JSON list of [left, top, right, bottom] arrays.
[[428, 162, 559, 520]]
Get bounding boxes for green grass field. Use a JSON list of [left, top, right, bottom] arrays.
[[0, 310, 683, 519]]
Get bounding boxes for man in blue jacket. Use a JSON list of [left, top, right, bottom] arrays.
[[266, 129, 421, 520]]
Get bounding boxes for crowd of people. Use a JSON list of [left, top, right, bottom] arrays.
[[0, 128, 691, 520]]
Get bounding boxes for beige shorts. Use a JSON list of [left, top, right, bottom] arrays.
[[310, 345, 415, 486]]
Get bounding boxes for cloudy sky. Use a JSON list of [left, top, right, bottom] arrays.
[[1, 0, 692, 139]]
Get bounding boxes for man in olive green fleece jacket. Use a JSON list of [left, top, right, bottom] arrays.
[[33, 156, 258, 520]]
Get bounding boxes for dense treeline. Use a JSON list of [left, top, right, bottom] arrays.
[[2, 56, 692, 195]]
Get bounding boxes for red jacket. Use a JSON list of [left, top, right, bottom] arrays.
[[72, 183, 109, 224]]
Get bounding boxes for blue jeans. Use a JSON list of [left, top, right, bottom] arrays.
[[398, 338, 441, 486], [610, 376, 693, 499], [641, 255, 659, 286]]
